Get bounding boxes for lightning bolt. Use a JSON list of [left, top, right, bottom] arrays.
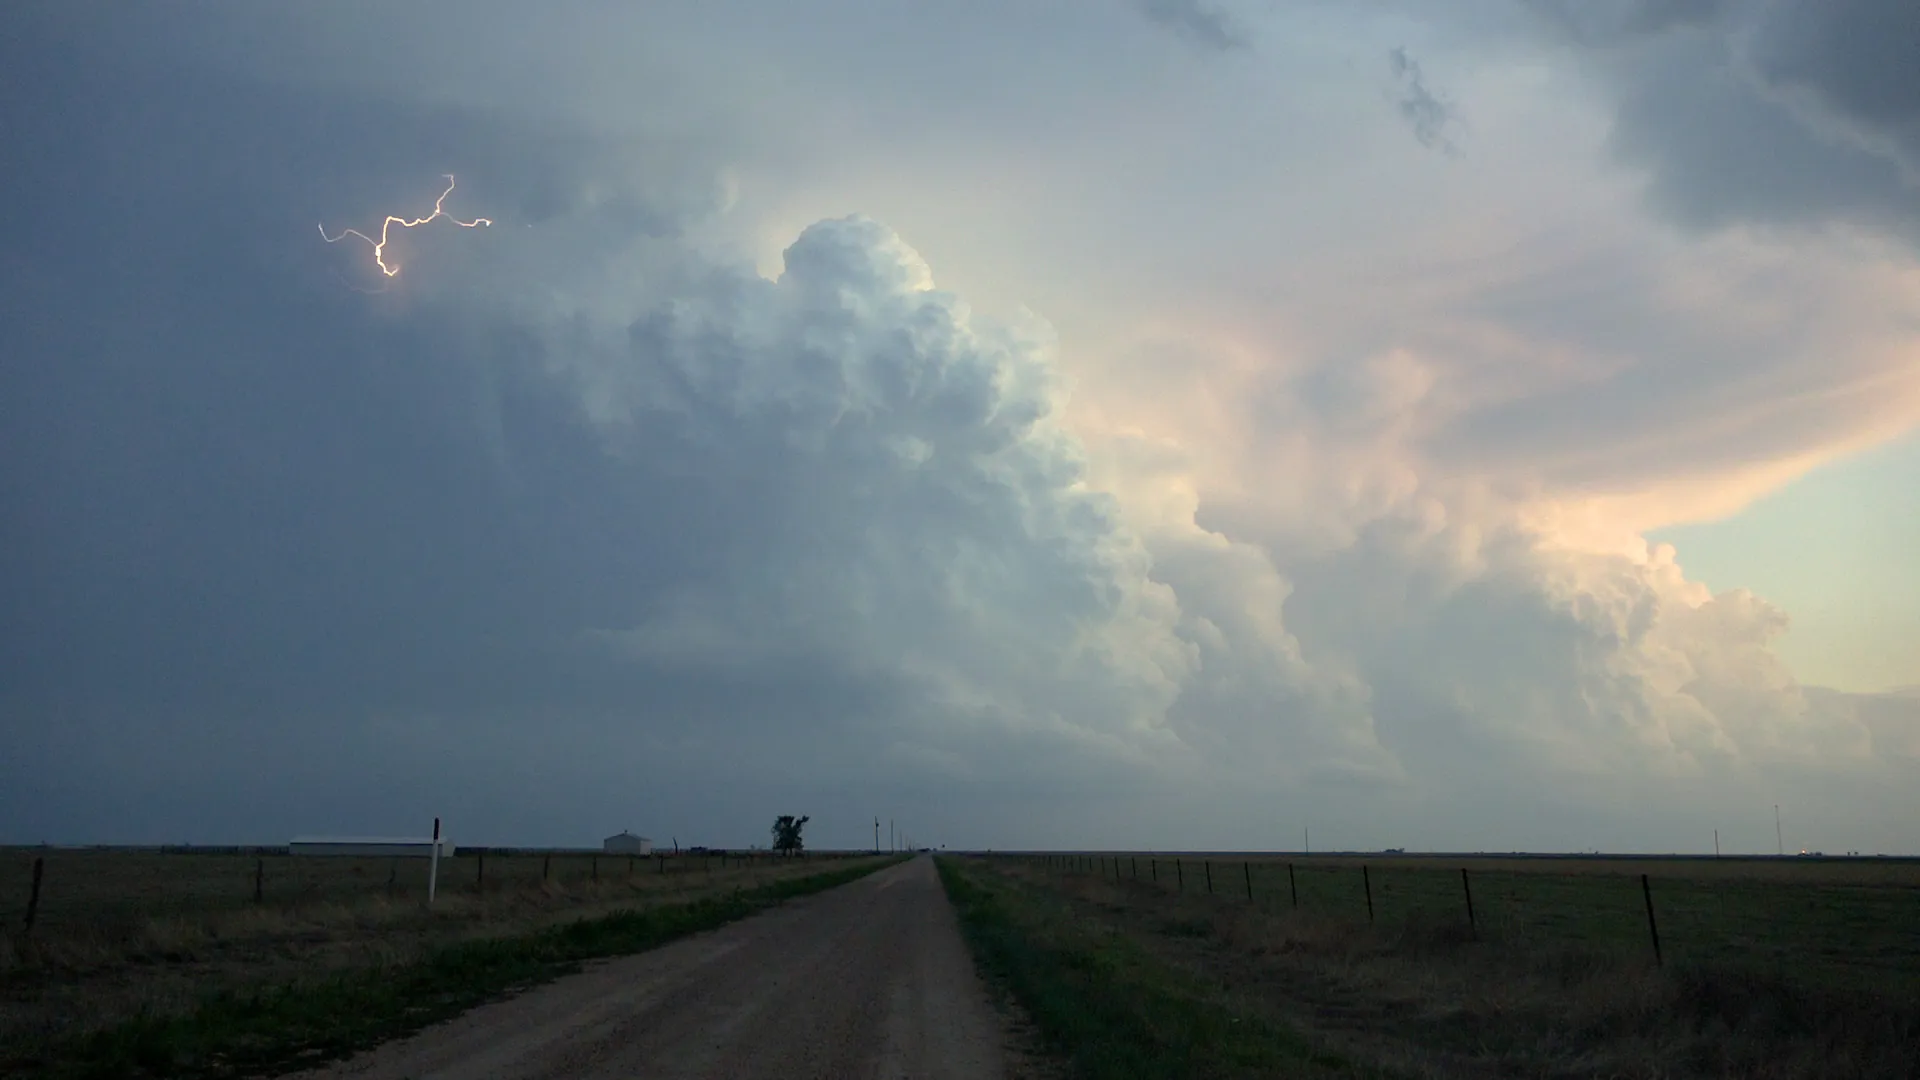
[[319, 174, 492, 278]]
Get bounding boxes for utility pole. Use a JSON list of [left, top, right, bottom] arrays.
[[1304, 825, 1310, 855], [1775, 805, 1784, 856], [875, 817, 880, 854]]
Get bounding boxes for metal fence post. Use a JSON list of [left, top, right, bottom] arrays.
[[1244, 861, 1253, 901], [1288, 862, 1297, 909], [1363, 864, 1374, 923]]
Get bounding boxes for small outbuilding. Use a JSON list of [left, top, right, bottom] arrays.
[[604, 831, 653, 855], [290, 836, 453, 858]]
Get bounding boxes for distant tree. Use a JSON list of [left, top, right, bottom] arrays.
[[771, 814, 810, 857]]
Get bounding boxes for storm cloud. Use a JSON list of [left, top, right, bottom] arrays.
[[2, 3, 1915, 854], [1527, 0, 1920, 240]]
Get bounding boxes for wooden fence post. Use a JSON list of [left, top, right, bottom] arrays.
[[1461, 868, 1476, 937], [1244, 861, 1253, 901], [1176, 858, 1184, 891], [427, 817, 441, 908], [1205, 861, 1214, 894], [542, 854, 551, 882], [1151, 858, 1158, 883], [1363, 864, 1374, 923], [1132, 857, 1138, 879], [1288, 862, 1298, 909], [1641, 874, 1663, 967], [23, 856, 44, 934]]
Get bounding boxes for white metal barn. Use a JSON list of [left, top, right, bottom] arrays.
[[603, 831, 653, 855], [289, 836, 454, 858]]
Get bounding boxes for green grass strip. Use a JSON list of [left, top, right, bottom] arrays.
[[18, 856, 906, 1079], [936, 857, 1355, 1079]]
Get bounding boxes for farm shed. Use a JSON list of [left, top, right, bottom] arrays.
[[604, 831, 653, 855], [289, 836, 453, 858]]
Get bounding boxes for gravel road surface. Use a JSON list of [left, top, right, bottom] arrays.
[[290, 855, 1019, 1079]]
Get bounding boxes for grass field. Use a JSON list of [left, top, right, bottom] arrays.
[[943, 854, 1920, 1079], [1041, 852, 1920, 994], [1, 847, 878, 1069]]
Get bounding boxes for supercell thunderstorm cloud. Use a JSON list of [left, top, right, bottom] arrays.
[[1, 1, 1916, 854]]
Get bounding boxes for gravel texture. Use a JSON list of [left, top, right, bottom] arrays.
[[288, 855, 1016, 1079]]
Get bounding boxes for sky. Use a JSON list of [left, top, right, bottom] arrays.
[[2, 0, 1916, 855]]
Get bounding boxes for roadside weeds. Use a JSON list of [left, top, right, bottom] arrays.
[[936, 856, 1362, 1079]]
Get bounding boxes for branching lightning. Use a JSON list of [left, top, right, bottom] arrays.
[[319, 174, 491, 278]]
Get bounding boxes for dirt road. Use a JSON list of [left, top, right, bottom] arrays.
[[291, 855, 1018, 1079]]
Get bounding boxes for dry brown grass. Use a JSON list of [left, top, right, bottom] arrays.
[[0, 850, 856, 1052], [984, 858, 1920, 1079]]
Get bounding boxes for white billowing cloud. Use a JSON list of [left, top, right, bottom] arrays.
[[510, 209, 1905, 835], [505, 213, 1423, 793], [574, 217, 1206, 769]]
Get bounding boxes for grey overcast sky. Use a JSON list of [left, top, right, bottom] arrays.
[[2, 1, 1916, 854]]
